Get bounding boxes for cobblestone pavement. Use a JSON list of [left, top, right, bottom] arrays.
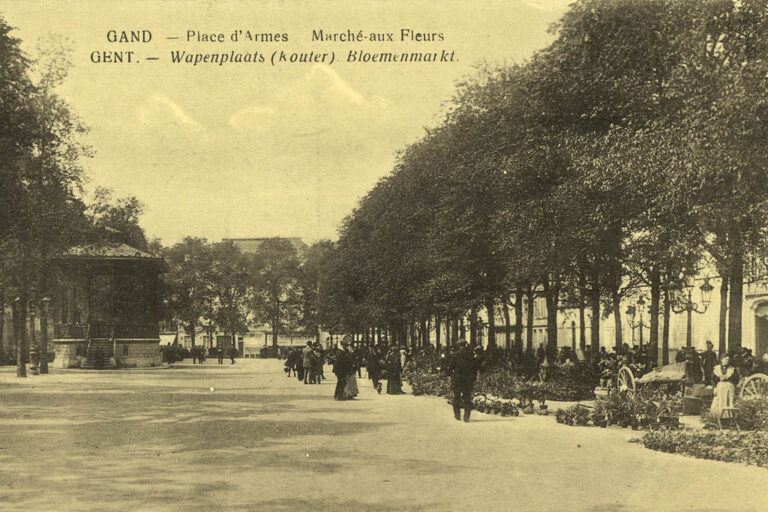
[[0, 359, 766, 511]]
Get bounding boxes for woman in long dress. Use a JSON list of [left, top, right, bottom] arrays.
[[343, 346, 359, 399], [711, 355, 738, 418]]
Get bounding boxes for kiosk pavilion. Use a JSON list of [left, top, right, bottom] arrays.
[[51, 241, 167, 368]]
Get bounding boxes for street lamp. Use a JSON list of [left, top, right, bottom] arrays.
[[672, 271, 713, 347], [626, 297, 650, 346]]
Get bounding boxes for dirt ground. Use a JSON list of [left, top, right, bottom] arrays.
[[0, 359, 766, 512]]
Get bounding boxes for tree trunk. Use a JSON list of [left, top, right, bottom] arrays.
[[15, 298, 27, 378], [452, 316, 459, 345], [650, 268, 660, 351], [662, 287, 671, 365], [718, 274, 728, 359], [514, 288, 524, 351], [590, 276, 600, 355], [485, 298, 496, 347], [39, 299, 49, 374], [422, 318, 429, 348], [579, 300, 586, 351], [459, 317, 466, 340], [543, 279, 559, 361], [526, 287, 534, 353], [29, 309, 36, 370], [503, 300, 511, 349], [272, 316, 279, 349], [468, 307, 478, 346], [727, 250, 743, 353], [612, 288, 623, 350], [189, 323, 196, 347], [0, 290, 4, 358], [434, 316, 441, 351]]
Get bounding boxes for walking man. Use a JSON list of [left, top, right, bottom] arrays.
[[447, 339, 482, 423], [333, 340, 352, 400], [302, 341, 314, 384]]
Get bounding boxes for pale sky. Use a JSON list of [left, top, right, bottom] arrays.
[[4, 0, 572, 245]]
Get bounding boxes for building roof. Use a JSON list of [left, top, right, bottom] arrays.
[[224, 237, 308, 255], [57, 242, 168, 270]]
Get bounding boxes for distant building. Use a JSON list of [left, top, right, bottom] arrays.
[[224, 237, 308, 257]]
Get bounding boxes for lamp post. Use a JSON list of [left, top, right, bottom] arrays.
[[626, 297, 651, 347], [671, 271, 714, 347]]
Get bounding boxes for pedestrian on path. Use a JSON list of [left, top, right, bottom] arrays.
[[311, 343, 323, 384], [701, 340, 717, 386], [333, 340, 353, 400], [302, 341, 314, 384], [367, 346, 383, 392], [446, 339, 482, 422], [344, 348, 359, 399]]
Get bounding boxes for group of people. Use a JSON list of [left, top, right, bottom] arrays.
[[284, 342, 326, 384], [282, 337, 484, 423], [186, 345, 237, 365], [331, 338, 407, 399]]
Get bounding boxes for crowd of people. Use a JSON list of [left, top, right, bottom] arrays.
[[282, 338, 416, 399], [279, 337, 487, 422], [160, 343, 239, 365]]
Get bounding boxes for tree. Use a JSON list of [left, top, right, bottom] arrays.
[[87, 187, 148, 250], [297, 240, 336, 342], [247, 238, 300, 349], [163, 237, 214, 347], [0, 21, 90, 377]]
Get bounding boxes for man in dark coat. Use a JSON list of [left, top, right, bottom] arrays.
[[701, 340, 718, 386], [446, 339, 482, 422], [333, 341, 352, 400], [367, 346, 383, 392]]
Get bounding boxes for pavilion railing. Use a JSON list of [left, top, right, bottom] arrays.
[[53, 323, 88, 339], [54, 322, 159, 339]]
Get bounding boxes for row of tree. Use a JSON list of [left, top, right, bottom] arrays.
[[162, 237, 337, 349], [317, 0, 768, 363], [0, 14, 151, 376]]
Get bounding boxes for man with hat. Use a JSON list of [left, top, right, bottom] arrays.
[[701, 340, 718, 386], [333, 339, 353, 400], [446, 339, 483, 422]]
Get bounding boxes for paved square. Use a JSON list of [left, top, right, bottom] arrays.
[[0, 360, 766, 511]]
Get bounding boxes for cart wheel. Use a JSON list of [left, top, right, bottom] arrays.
[[739, 373, 768, 399], [617, 366, 636, 395]]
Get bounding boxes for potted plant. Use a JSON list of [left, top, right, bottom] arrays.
[[523, 399, 535, 414], [573, 406, 590, 426]]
